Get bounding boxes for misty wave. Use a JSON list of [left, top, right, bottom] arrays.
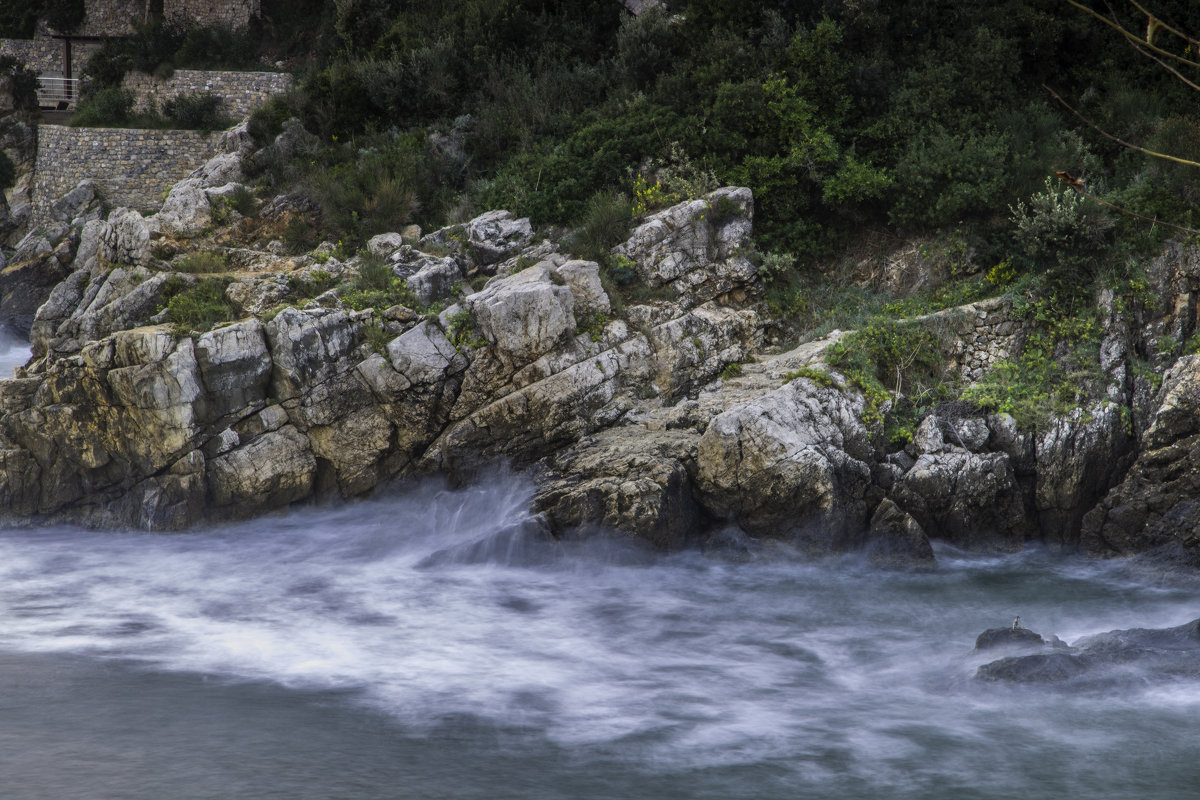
[[2, 474, 1200, 797], [0, 325, 30, 379]]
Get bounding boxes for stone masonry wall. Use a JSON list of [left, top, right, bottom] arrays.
[[919, 297, 1024, 383], [165, 0, 261, 29], [76, 0, 261, 37], [78, 0, 145, 37], [32, 124, 221, 221], [0, 36, 61, 75], [123, 69, 292, 120]]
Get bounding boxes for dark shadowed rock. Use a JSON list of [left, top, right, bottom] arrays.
[[974, 626, 1047, 651], [975, 617, 1200, 685], [865, 498, 936, 569], [976, 652, 1092, 683]]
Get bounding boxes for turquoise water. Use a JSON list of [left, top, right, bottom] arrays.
[[0, 477, 1197, 799]]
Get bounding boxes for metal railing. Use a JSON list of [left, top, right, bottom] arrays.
[[37, 76, 80, 109]]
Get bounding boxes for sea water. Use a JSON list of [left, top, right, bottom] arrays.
[[0, 475, 1197, 799]]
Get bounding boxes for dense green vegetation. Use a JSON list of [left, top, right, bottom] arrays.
[[70, 88, 231, 130], [0, 0, 83, 37], [234, 1, 1200, 258]]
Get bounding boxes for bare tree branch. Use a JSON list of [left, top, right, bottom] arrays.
[[1061, 0, 1200, 70], [1044, 84, 1200, 168], [1053, 171, 1200, 237]]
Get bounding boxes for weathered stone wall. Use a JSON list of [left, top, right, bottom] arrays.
[[77, 0, 145, 37], [919, 297, 1023, 382], [0, 36, 61, 74], [123, 69, 292, 119], [165, 0, 261, 29], [74, 0, 261, 37], [32, 125, 221, 221]]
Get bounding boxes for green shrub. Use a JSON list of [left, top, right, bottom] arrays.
[[575, 312, 610, 342], [282, 216, 319, 254], [355, 254, 394, 291], [287, 269, 336, 299], [567, 191, 632, 263], [43, 0, 84, 32], [174, 251, 229, 273], [71, 88, 134, 126], [360, 320, 392, 354], [615, 5, 682, 91], [0, 55, 38, 111], [173, 24, 258, 70], [209, 187, 256, 226], [826, 316, 954, 427], [961, 298, 1105, 430], [1010, 177, 1113, 295], [247, 95, 293, 148], [705, 194, 743, 225], [162, 92, 230, 131], [756, 250, 796, 286], [166, 277, 234, 333], [338, 270, 419, 312], [448, 308, 486, 350], [783, 365, 837, 389], [0, 3, 39, 37]]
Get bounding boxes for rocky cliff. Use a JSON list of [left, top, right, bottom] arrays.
[[3, 122, 1200, 570]]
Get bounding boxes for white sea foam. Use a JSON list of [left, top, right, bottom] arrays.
[[0, 325, 30, 378], [1, 475, 1199, 795]]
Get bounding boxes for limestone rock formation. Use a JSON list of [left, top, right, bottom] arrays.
[[614, 186, 758, 307], [695, 375, 875, 551], [1082, 355, 1200, 564], [5, 164, 1200, 575]]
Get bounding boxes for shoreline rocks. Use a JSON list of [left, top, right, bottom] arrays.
[[0, 140, 1197, 572]]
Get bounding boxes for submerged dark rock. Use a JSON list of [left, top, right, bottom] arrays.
[[975, 617, 1200, 686], [974, 625, 1049, 652]]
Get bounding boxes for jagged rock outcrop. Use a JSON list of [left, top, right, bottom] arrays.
[[695, 375, 875, 552], [1081, 355, 1200, 565], [152, 141, 251, 237], [0, 187, 767, 530], [534, 428, 702, 549], [865, 499, 936, 568], [890, 413, 1033, 551], [6, 158, 1200, 573], [614, 186, 758, 308]]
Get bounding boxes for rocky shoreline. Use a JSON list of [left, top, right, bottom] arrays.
[[2, 121, 1200, 571]]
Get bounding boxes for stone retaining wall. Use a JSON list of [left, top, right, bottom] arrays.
[[0, 37, 61, 75], [123, 69, 291, 119], [166, 0, 261, 29], [77, 0, 144, 37], [920, 297, 1024, 382], [32, 124, 221, 221]]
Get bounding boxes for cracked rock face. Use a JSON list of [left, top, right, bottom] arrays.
[[614, 186, 758, 308], [1082, 355, 1200, 563], [694, 376, 875, 551]]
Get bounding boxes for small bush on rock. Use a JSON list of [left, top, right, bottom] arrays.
[[175, 251, 229, 273], [166, 277, 234, 333], [568, 190, 632, 263]]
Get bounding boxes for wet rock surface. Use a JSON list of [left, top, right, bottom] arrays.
[[975, 618, 1200, 686]]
